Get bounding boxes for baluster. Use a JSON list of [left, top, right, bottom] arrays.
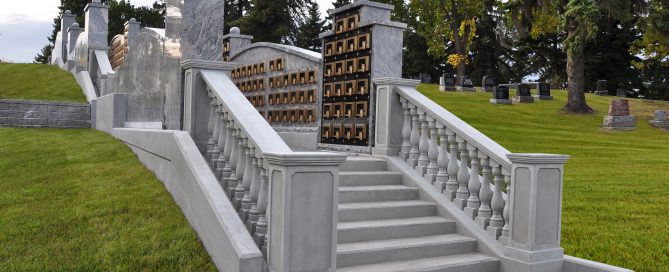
[[444, 130, 459, 200], [487, 164, 504, 239], [475, 155, 492, 229], [426, 117, 439, 183], [205, 91, 216, 161], [399, 97, 411, 160], [233, 134, 247, 210], [254, 165, 269, 251], [209, 104, 222, 169], [416, 110, 429, 175], [214, 111, 228, 181], [408, 105, 420, 167], [454, 137, 470, 209], [240, 144, 255, 222], [464, 146, 481, 219], [502, 173, 511, 240], [226, 123, 239, 199], [247, 155, 261, 233], [222, 116, 234, 187], [434, 124, 448, 192]]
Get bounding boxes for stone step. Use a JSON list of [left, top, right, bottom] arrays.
[[339, 171, 403, 186], [336, 253, 499, 272], [340, 157, 388, 172], [338, 200, 436, 222], [338, 185, 419, 203], [337, 216, 456, 243], [337, 234, 477, 267]]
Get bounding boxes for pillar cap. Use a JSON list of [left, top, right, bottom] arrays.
[[507, 153, 570, 164]]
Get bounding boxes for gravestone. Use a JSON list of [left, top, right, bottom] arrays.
[[482, 75, 495, 92], [649, 110, 669, 129], [594, 80, 608, 96], [439, 76, 445, 91], [490, 86, 512, 104], [603, 99, 635, 130], [616, 89, 626, 97], [443, 77, 456, 92], [512, 83, 534, 103], [533, 82, 553, 100], [457, 77, 475, 92]]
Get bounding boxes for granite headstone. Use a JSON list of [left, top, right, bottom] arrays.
[[595, 80, 608, 96], [490, 85, 512, 104], [482, 76, 496, 92], [649, 110, 669, 129], [534, 82, 553, 100], [512, 83, 534, 103], [603, 99, 635, 130], [457, 77, 475, 92]]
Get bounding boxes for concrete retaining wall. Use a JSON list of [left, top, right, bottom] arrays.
[[0, 99, 90, 128]]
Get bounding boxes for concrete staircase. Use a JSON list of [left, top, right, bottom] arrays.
[[336, 156, 499, 272]]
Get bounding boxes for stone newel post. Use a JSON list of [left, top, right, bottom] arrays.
[[61, 10, 76, 61], [503, 153, 570, 272], [84, 0, 109, 49], [264, 152, 346, 272], [372, 78, 421, 156]]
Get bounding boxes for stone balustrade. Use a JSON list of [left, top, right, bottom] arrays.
[[374, 77, 570, 272], [183, 60, 346, 272]]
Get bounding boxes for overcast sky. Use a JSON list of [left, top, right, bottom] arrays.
[[0, 0, 333, 63]]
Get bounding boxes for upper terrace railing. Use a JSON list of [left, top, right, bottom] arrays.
[[373, 78, 570, 269], [183, 60, 346, 272]]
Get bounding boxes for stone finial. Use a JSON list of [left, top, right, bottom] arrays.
[[608, 99, 630, 116], [129, 18, 136, 23], [71, 23, 79, 28], [64, 10, 71, 14], [230, 27, 241, 34]]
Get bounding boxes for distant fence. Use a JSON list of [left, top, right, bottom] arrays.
[[0, 99, 90, 128]]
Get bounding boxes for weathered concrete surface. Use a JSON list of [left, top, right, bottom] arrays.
[[0, 99, 90, 128], [95, 93, 127, 133]]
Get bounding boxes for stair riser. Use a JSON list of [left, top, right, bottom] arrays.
[[340, 173, 403, 186], [338, 204, 436, 222], [337, 240, 477, 267], [415, 261, 499, 272], [341, 160, 388, 172], [338, 221, 455, 243], [339, 189, 419, 203]]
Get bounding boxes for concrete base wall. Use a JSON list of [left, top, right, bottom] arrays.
[[0, 99, 90, 128], [111, 128, 266, 272], [278, 131, 318, 151]]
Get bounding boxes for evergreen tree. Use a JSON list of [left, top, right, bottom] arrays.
[[332, 0, 351, 9], [294, 1, 326, 51], [224, 0, 251, 34], [237, 0, 308, 44]]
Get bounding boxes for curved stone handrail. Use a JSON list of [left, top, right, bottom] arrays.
[[394, 84, 512, 170], [200, 70, 292, 155]]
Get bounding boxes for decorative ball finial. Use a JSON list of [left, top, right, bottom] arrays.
[[72, 23, 79, 28], [64, 10, 71, 14], [129, 18, 136, 23], [230, 27, 240, 34]]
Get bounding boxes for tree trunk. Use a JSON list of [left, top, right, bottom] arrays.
[[564, 32, 593, 113], [456, 61, 466, 84]]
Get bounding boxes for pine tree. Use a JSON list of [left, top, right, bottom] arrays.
[[224, 0, 251, 34], [294, 1, 326, 51], [332, 0, 351, 9], [238, 0, 308, 44]]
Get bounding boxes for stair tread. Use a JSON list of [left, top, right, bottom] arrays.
[[336, 253, 498, 272], [339, 185, 416, 191], [337, 234, 476, 253], [338, 216, 453, 230], [338, 200, 435, 210]]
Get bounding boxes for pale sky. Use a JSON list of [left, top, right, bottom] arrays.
[[0, 0, 333, 63]]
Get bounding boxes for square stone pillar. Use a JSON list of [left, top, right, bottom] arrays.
[[124, 18, 141, 48], [264, 152, 347, 272], [61, 10, 76, 61], [84, 0, 109, 49], [372, 77, 420, 156], [181, 60, 236, 150], [67, 23, 83, 65], [503, 153, 570, 272]]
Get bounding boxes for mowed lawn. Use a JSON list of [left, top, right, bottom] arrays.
[[418, 84, 669, 271], [0, 128, 216, 271], [0, 63, 87, 103]]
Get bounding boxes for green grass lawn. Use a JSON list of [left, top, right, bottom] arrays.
[[0, 63, 87, 103], [0, 128, 216, 271], [417, 84, 669, 272]]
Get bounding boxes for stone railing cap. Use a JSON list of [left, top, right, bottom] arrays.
[[373, 77, 421, 88], [222, 33, 254, 40], [181, 59, 236, 71], [507, 153, 570, 164], [264, 152, 348, 167]]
